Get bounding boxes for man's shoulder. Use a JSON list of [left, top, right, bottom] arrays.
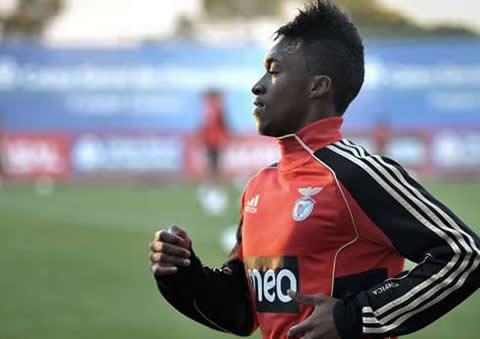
[[265, 162, 279, 170], [251, 162, 278, 175], [314, 139, 413, 192], [251, 162, 279, 180], [242, 162, 279, 193], [316, 139, 402, 168]]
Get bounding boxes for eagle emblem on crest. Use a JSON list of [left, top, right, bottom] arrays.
[[292, 187, 323, 222]]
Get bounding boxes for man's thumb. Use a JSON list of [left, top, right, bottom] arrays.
[[288, 290, 327, 305], [170, 225, 185, 236], [170, 225, 191, 247]]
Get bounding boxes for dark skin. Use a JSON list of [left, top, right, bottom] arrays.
[[150, 37, 341, 339], [149, 225, 191, 277], [252, 36, 337, 137], [287, 291, 340, 339], [253, 36, 341, 339]]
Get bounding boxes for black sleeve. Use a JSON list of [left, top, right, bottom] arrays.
[[154, 221, 255, 337], [315, 140, 480, 338]]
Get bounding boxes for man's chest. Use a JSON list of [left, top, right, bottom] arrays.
[[241, 179, 352, 257], [240, 174, 358, 314]]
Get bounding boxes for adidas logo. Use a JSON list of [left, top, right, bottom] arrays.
[[245, 194, 259, 214]]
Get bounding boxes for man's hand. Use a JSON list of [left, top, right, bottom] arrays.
[[287, 290, 341, 339], [149, 225, 192, 277]]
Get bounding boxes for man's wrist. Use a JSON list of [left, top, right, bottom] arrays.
[[155, 248, 205, 294], [333, 298, 363, 339]]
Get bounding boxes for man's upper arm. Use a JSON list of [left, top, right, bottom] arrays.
[[315, 140, 480, 337]]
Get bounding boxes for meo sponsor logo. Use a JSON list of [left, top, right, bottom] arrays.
[[245, 256, 299, 313]]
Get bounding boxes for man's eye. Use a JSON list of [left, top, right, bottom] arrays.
[[268, 69, 278, 74]]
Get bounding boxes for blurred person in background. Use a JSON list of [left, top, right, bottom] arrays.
[[201, 89, 229, 181], [374, 116, 392, 156], [0, 114, 5, 187], [198, 89, 230, 215], [149, 1, 480, 339]]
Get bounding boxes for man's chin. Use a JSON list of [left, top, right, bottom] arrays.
[[257, 121, 272, 136], [257, 122, 282, 138]]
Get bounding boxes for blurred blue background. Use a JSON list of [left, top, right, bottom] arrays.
[[1, 39, 480, 132], [1, 1, 479, 339]]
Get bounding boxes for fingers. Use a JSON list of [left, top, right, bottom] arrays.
[[150, 241, 191, 258], [288, 290, 327, 305], [150, 227, 192, 277], [169, 225, 186, 238], [151, 263, 178, 277], [287, 319, 312, 339], [154, 226, 191, 250], [287, 292, 339, 339], [169, 225, 191, 249], [154, 230, 187, 247], [150, 252, 191, 267]]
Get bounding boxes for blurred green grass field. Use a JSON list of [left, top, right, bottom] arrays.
[[1, 180, 479, 339]]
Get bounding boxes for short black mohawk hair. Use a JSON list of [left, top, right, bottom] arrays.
[[275, 0, 365, 114]]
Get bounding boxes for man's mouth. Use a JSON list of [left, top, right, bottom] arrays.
[[253, 99, 266, 114]]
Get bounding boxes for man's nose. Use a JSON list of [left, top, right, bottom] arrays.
[[251, 81, 266, 95]]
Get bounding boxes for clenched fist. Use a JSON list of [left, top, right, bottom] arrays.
[[149, 225, 192, 277]]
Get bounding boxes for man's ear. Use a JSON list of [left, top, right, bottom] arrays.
[[310, 75, 331, 99]]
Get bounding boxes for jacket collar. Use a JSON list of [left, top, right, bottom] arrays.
[[276, 117, 343, 172]]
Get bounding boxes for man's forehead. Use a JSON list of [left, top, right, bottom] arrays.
[[265, 37, 304, 61]]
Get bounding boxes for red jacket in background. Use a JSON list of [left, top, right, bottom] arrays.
[[201, 95, 228, 148]]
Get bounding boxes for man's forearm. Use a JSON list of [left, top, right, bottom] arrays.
[[333, 263, 479, 338], [155, 249, 255, 336]]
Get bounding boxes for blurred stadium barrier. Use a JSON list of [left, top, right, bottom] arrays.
[[1, 39, 480, 180]]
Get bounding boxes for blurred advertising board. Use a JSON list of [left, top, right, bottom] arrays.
[[3, 133, 71, 178], [2, 129, 480, 180], [184, 134, 280, 179], [1, 39, 480, 134], [347, 129, 480, 177], [347, 130, 429, 170], [1, 39, 479, 179], [432, 130, 480, 175], [71, 134, 183, 174]]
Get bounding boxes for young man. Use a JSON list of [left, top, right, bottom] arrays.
[[149, 1, 480, 338]]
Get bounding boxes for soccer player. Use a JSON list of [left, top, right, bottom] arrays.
[[200, 89, 229, 181], [0, 114, 5, 185], [197, 89, 230, 215], [149, 1, 480, 338]]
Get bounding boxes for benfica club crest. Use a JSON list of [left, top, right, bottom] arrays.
[[292, 187, 323, 221]]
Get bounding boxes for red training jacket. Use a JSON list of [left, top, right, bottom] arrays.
[[156, 117, 479, 339]]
